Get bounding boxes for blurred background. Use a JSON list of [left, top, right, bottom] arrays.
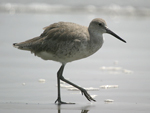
[[0, 0, 150, 112], [0, 0, 150, 16]]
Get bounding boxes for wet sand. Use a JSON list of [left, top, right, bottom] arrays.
[[0, 13, 150, 113]]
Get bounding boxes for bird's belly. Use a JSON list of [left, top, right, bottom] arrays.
[[36, 51, 71, 63], [36, 51, 55, 60], [36, 51, 87, 63], [36, 45, 101, 64]]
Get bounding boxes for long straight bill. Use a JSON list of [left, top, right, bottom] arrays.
[[106, 27, 126, 43]]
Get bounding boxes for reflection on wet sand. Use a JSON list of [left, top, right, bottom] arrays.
[[57, 109, 89, 113], [57, 104, 92, 113], [81, 110, 89, 113], [58, 109, 89, 113], [58, 110, 89, 113]]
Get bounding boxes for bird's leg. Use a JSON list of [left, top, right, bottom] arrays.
[[58, 64, 96, 102], [55, 64, 75, 105]]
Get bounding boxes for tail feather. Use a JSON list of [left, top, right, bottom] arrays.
[[13, 43, 18, 47], [13, 36, 41, 51], [13, 42, 31, 50]]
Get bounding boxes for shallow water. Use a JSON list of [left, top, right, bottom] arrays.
[[0, 12, 150, 113]]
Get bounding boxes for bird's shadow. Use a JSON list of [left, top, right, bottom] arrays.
[[58, 109, 89, 113], [56, 104, 94, 113]]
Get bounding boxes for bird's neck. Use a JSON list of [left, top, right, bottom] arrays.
[[88, 30, 104, 54]]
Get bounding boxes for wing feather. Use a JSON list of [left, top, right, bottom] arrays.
[[14, 22, 89, 55]]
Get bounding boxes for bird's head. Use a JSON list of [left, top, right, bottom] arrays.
[[89, 18, 126, 43]]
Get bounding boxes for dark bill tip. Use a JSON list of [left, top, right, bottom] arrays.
[[106, 27, 126, 43]]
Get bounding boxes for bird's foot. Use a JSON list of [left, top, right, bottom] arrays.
[[55, 98, 75, 105], [80, 88, 96, 102]]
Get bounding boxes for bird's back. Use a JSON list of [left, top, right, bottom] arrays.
[[13, 22, 92, 63], [14, 22, 88, 50]]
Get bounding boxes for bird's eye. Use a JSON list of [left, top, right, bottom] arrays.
[[99, 23, 102, 26]]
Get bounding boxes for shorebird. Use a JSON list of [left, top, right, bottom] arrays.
[[13, 18, 126, 104]]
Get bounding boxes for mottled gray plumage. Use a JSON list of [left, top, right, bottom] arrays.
[[13, 18, 126, 104]]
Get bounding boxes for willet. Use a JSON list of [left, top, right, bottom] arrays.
[[13, 18, 126, 104]]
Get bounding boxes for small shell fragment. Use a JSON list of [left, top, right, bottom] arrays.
[[100, 65, 133, 74], [123, 69, 133, 74], [68, 87, 99, 91], [68, 88, 78, 91], [100, 66, 122, 71], [104, 99, 114, 102], [85, 87, 99, 91], [100, 85, 118, 89], [60, 84, 73, 88], [38, 79, 46, 83], [22, 83, 26, 86], [91, 95, 97, 99]]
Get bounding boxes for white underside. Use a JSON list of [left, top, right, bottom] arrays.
[[36, 51, 55, 60], [36, 51, 79, 63], [36, 50, 91, 64]]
